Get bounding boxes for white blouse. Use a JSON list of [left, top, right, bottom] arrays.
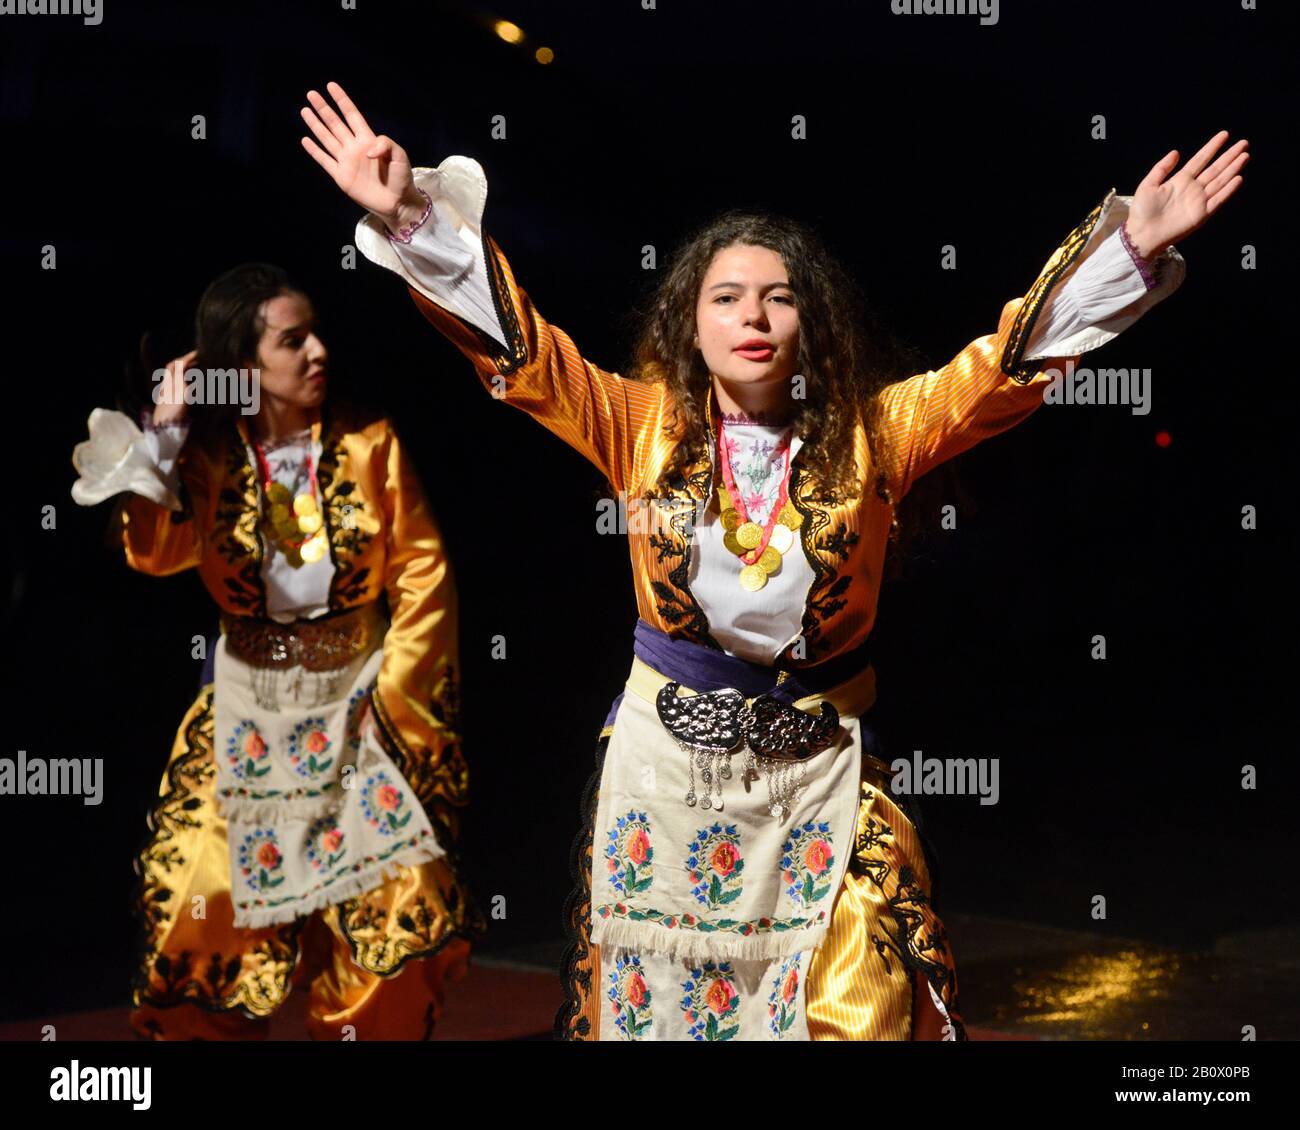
[[249, 426, 336, 622]]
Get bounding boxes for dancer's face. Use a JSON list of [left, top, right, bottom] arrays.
[[694, 243, 800, 406], [250, 292, 329, 412]]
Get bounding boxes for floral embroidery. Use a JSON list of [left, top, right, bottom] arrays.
[[607, 953, 653, 1040], [606, 810, 654, 895], [680, 962, 741, 1041], [226, 721, 271, 780], [782, 821, 835, 908], [235, 828, 435, 915], [287, 717, 335, 778], [304, 815, 347, 873], [344, 686, 369, 756], [686, 823, 744, 909], [720, 423, 793, 526], [594, 903, 824, 934], [360, 771, 413, 837], [238, 829, 286, 893], [766, 955, 801, 1039]]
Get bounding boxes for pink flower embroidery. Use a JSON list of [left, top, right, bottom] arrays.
[[804, 839, 832, 876], [627, 973, 647, 1008], [626, 828, 650, 866], [305, 730, 330, 755], [782, 967, 799, 1005], [244, 732, 266, 759], [709, 842, 740, 877], [376, 785, 402, 811], [705, 978, 736, 1015], [322, 828, 344, 853], [255, 842, 281, 869]]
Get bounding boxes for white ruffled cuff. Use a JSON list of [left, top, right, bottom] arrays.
[[1023, 190, 1186, 360], [354, 156, 509, 352], [70, 407, 188, 510]]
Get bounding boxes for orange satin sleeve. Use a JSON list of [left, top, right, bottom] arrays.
[[370, 422, 468, 814], [404, 234, 667, 494], [119, 458, 208, 576], [875, 296, 1062, 501]]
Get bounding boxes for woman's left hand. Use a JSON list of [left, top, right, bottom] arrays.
[[1125, 130, 1249, 259]]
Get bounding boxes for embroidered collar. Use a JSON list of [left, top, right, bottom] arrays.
[[257, 425, 314, 453], [719, 409, 795, 427]]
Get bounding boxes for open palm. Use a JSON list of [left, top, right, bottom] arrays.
[[1128, 130, 1249, 256], [299, 81, 415, 220]]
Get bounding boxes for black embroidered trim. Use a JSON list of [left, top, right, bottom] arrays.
[[1000, 195, 1108, 383], [316, 404, 377, 612], [852, 782, 966, 1041], [478, 229, 529, 376], [334, 803, 488, 979], [642, 459, 723, 649], [370, 684, 470, 812], [784, 465, 854, 662], [555, 730, 610, 1040], [130, 685, 306, 1017], [883, 864, 967, 1041], [212, 422, 267, 616]]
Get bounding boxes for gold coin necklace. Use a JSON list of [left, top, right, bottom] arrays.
[[252, 436, 328, 569], [717, 416, 801, 592]]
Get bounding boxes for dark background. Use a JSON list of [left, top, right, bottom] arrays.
[[1, 0, 1294, 1021]]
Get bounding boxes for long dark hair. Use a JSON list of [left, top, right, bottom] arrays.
[[624, 209, 925, 546], [132, 262, 304, 450]]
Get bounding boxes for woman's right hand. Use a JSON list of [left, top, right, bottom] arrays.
[[152, 349, 197, 427], [300, 81, 427, 233]]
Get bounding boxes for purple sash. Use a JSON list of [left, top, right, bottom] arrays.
[[603, 618, 875, 742]]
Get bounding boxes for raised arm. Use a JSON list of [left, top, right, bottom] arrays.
[[878, 130, 1247, 500], [299, 83, 665, 495]]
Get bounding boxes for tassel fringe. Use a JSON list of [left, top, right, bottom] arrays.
[[231, 842, 444, 930]]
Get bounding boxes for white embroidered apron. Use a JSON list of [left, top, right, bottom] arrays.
[[211, 610, 443, 929], [591, 659, 868, 1040]]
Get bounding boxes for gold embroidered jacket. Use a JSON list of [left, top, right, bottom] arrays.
[[402, 193, 1125, 668], [118, 404, 468, 814]]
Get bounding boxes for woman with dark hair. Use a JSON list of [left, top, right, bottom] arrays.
[[71, 260, 485, 1040], [302, 82, 1245, 1041]]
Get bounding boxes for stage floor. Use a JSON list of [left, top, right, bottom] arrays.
[[3, 913, 1296, 1040]]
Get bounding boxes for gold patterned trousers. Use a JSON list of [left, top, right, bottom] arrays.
[[130, 685, 481, 1041]]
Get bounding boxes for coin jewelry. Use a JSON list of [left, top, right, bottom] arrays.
[[717, 416, 802, 591], [252, 437, 329, 568]]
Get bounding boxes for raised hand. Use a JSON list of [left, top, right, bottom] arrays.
[[1125, 130, 1249, 259], [299, 81, 425, 230], [153, 350, 197, 427]]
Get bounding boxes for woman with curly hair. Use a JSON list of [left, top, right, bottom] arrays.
[[71, 260, 485, 1040], [302, 80, 1244, 1041]]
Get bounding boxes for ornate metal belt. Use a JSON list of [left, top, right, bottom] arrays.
[[222, 605, 378, 673], [655, 681, 841, 823]]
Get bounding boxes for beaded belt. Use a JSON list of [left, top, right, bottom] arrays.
[[626, 656, 885, 822], [221, 604, 381, 673]]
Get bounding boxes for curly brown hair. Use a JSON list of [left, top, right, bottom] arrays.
[[621, 209, 925, 547]]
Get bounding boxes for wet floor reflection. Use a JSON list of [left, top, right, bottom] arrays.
[[948, 916, 1300, 1040]]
